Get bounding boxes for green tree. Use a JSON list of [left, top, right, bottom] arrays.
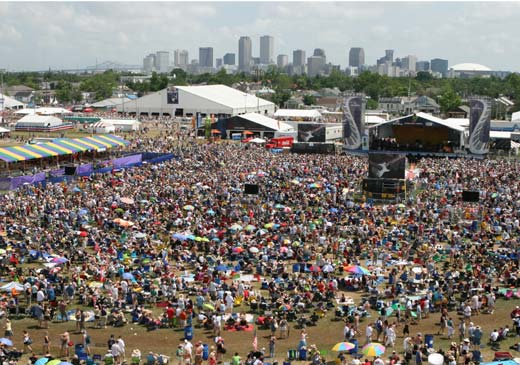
[[302, 94, 316, 106], [438, 87, 462, 115], [271, 88, 291, 107]]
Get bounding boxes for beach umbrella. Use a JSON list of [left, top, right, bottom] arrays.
[[278, 304, 292, 311], [47, 360, 62, 365], [249, 247, 259, 254], [78, 231, 88, 237], [361, 343, 385, 357], [331, 342, 355, 352], [245, 224, 256, 232], [264, 223, 274, 229], [283, 207, 292, 213], [309, 265, 322, 272], [275, 204, 285, 209], [34, 358, 49, 365], [51, 257, 68, 264], [0, 338, 13, 346], [59, 362, 73, 365], [201, 237, 210, 242], [215, 264, 229, 272], [203, 303, 215, 311], [78, 208, 89, 216], [344, 265, 371, 275], [134, 232, 147, 239], [122, 272, 135, 280], [173, 233, 187, 240], [230, 223, 243, 231], [322, 264, 334, 273], [121, 197, 135, 205], [206, 209, 215, 215], [183, 205, 195, 211]]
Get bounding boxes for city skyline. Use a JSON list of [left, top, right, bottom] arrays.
[[0, 2, 519, 72]]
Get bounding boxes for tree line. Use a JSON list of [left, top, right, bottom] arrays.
[[2, 67, 519, 112]]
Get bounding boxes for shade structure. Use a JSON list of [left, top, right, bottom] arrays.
[[34, 358, 49, 365], [0, 134, 129, 163], [344, 265, 371, 275], [361, 343, 385, 357], [0, 338, 13, 346], [332, 342, 355, 352], [203, 303, 215, 311], [243, 130, 254, 135]]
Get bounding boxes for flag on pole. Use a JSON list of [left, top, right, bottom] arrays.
[[252, 326, 258, 351]]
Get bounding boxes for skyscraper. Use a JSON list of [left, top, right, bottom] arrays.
[[260, 35, 274, 65], [223, 53, 236, 65], [349, 47, 365, 67], [307, 56, 325, 77], [238, 36, 252, 73], [385, 50, 394, 63], [431, 58, 449, 76], [155, 51, 170, 73], [292, 49, 306, 75], [313, 48, 326, 58], [174, 49, 189, 68], [199, 47, 214, 68], [402, 55, 417, 73], [143, 53, 156, 73], [277, 54, 288, 68], [416, 61, 430, 72]]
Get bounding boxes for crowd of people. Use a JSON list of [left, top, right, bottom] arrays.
[[1, 124, 520, 365]]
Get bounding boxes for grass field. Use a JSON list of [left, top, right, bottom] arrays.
[[6, 279, 520, 365]]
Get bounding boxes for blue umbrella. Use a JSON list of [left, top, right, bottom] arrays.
[[122, 272, 134, 280], [34, 358, 49, 365], [0, 338, 13, 346], [186, 234, 196, 240], [173, 233, 187, 240], [78, 209, 89, 216], [215, 264, 229, 271], [59, 362, 73, 365]]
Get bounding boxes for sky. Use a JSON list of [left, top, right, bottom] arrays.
[[0, 1, 519, 72]]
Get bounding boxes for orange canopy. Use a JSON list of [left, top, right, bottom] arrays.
[[243, 130, 254, 135]]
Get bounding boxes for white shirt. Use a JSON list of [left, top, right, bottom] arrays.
[[36, 290, 46, 302]]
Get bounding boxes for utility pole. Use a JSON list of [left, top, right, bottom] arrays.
[[0, 69, 5, 125]]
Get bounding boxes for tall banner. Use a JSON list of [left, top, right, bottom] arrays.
[[196, 112, 202, 128], [166, 87, 179, 104], [468, 97, 491, 155], [343, 95, 365, 150]]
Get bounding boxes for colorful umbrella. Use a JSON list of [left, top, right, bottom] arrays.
[[230, 223, 243, 231], [278, 304, 292, 311], [309, 265, 322, 272], [344, 265, 371, 275], [0, 338, 13, 346], [48, 360, 62, 365], [203, 303, 215, 311], [183, 205, 195, 211], [51, 257, 68, 264], [332, 342, 355, 352], [121, 197, 135, 205], [34, 358, 49, 365], [233, 247, 245, 254], [249, 247, 259, 254], [361, 343, 385, 357]]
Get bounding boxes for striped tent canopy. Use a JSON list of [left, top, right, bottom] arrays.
[[0, 134, 129, 163]]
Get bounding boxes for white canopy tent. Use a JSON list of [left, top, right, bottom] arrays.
[[0, 93, 24, 110], [15, 115, 63, 128], [14, 107, 71, 115], [87, 120, 116, 134]]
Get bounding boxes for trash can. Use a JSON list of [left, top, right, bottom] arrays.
[[184, 326, 193, 341], [425, 334, 434, 349], [349, 339, 358, 354], [299, 348, 307, 361]]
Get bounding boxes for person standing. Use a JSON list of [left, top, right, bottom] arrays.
[[60, 331, 70, 357], [4, 318, 13, 339], [269, 336, 276, 359], [365, 323, 373, 345], [118, 336, 126, 362], [23, 330, 33, 353], [43, 331, 51, 355]]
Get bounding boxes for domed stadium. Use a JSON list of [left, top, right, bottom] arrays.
[[451, 63, 492, 72]]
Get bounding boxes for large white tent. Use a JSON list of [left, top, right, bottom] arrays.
[[14, 107, 72, 115], [103, 119, 141, 132], [117, 85, 275, 117], [15, 115, 64, 129], [0, 93, 24, 110]]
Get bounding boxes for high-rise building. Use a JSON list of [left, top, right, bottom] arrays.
[[260, 35, 274, 65], [292, 49, 306, 75], [143, 53, 156, 73], [223, 53, 236, 65], [238, 36, 252, 72], [155, 51, 170, 73], [293, 49, 306, 66], [313, 48, 326, 58], [385, 50, 394, 63], [416, 61, 430, 72], [307, 56, 326, 77], [348, 47, 365, 67], [199, 47, 214, 68], [174, 49, 189, 68], [277, 54, 288, 68], [216, 58, 223, 68], [431, 58, 449, 76], [402, 55, 417, 73]]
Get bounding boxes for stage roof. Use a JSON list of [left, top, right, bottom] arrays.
[[370, 112, 466, 133], [0, 134, 129, 163]]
